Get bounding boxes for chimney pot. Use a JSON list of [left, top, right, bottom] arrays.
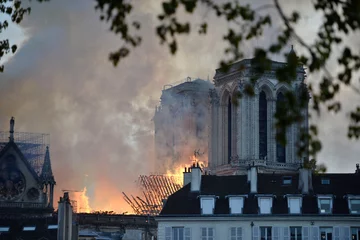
[[298, 168, 313, 194], [190, 165, 201, 192], [250, 166, 257, 193], [183, 167, 191, 186]]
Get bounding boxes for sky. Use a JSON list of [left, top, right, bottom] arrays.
[[0, 0, 359, 212]]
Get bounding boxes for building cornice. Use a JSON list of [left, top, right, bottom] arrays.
[[156, 214, 360, 222]]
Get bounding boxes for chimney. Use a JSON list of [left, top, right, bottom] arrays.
[[183, 167, 191, 186], [57, 192, 74, 240], [298, 168, 313, 194], [250, 165, 258, 193], [9, 117, 15, 142], [247, 165, 251, 182], [190, 162, 201, 192]]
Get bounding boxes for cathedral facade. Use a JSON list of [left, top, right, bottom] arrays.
[[209, 58, 309, 175], [0, 118, 58, 239]]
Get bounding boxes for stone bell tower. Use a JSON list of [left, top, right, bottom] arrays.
[[209, 53, 309, 175]]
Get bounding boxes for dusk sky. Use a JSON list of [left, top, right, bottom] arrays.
[[0, 0, 359, 212]]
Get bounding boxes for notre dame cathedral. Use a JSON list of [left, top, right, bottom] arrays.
[[154, 50, 309, 175]]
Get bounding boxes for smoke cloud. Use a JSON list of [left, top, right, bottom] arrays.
[[0, 0, 358, 212]]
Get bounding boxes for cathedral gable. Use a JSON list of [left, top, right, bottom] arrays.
[[0, 142, 42, 203]]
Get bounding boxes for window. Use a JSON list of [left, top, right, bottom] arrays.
[[0, 227, 9, 232], [228, 97, 232, 163], [48, 225, 58, 229], [290, 227, 302, 240], [288, 197, 302, 214], [321, 178, 330, 185], [201, 227, 214, 240], [200, 196, 216, 215], [23, 226, 36, 231], [276, 92, 286, 163], [166, 227, 191, 240], [283, 176, 292, 185], [258, 197, 273, 214], [230, 227, 242, 240], [349, 198, 360, 214], [351, 227, 360, 240], [318, 196, 332, 214], [259, 90, 267, 160], [320, 227, 332, 240], [173, 227, 184, 240], [228, 196, 245, 214], [260, 227, 272, 240]]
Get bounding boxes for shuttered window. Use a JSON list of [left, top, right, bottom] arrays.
[[201, 227, 214, 240], [185, 227, 191, 240], [230, 227, 242, 240], [334, 226, 340, 240], [165, 227, 191, 240], [165, 227, 171, 240], [273, 226, 280, 240], [302, 226, 309, 240], [253, 226, 260, 240], [311, 227, 319, 240]]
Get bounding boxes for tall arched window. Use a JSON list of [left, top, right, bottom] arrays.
[[228, 97, 232, 163], [276, 92, 286, 163], [259, 91, 267, 160]]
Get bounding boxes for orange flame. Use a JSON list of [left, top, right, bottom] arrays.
[[70, 187, 92, 213], [166, 154, 207, 185]]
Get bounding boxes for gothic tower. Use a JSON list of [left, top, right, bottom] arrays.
[[209, 57, 309, 175], [154, 78, 214, 173]]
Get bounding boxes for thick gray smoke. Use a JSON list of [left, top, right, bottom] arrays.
[[0, 0, 358, 211]]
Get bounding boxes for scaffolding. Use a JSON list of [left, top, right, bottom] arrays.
[[123, 175, 182, 215], [0, 131, 50, 175]]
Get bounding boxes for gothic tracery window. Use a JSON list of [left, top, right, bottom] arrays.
[[259, 91, 267, 160], [228, 97, 232, 163], [276, 92, 286, 163]]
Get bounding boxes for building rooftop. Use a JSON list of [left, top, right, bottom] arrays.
[[160, 172, 360, 216]]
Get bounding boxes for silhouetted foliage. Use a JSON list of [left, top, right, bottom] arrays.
[[93, 0, 360, 170], [0, 0, 48, 72], [2, 1, 360, 171]]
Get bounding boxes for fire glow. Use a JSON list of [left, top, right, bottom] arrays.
[[166, 153, 207, 185]]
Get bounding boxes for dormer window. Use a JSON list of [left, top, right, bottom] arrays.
[[286, 195, 302, 214], [258, 196, 273, 214], [0, 227, 9, 232], [317, 195, 333, 214], [226, 195, 246, 214], [347, 195, 360, 214], [23, 226, 36, 231], [199, 196, 216, 215], [282, 176, 292, 185], [321, 178, 330, 185]]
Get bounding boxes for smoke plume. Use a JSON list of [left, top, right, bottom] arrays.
[[0, 0, 358, 212]]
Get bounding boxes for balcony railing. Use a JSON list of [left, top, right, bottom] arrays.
[[0, 202, 47, 209], [229, 157, 301, 170]]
